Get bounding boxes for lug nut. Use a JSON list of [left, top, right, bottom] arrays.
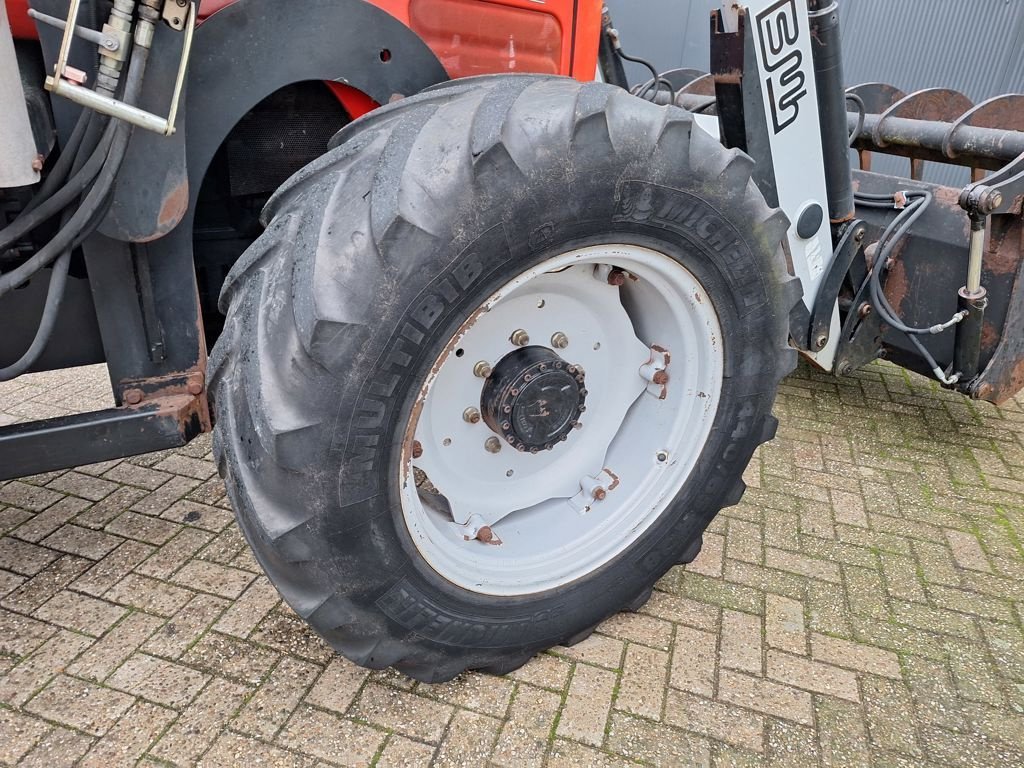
[[476, 526, 495, 543], [858, 303, 873, 318], [412, 440, 423, 459], [510, 329, 530, 347], [485, 437, 502, 453], [653, 370, 669, 385], [550, 332, 569, 349], [474, 361, 492, 378], [463, 407, 481, 424], [592, 487, 607, 501], [607, 268, 626, 286]]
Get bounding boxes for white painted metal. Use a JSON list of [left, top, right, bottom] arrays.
[[0, 3, 40, 187], [735, 0, 841, 369], [400, 244, 724, 596]]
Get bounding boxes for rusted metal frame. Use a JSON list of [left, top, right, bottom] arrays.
[[846, 170, 1024, 403], [0, 392, 207, 481], [675, 89, 1024, 170], [850, 113, 1024, 171]]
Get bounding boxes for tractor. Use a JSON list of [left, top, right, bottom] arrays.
[[1, 0, 1022, 682]]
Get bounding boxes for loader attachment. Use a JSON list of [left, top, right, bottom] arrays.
[[672, 10, 1024, 406]]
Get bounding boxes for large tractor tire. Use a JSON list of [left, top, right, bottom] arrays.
[[209, 74, 799, 682]]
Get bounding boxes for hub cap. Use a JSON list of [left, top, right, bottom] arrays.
[[480, 346, 587, 452], [399, 244, 724, 595]]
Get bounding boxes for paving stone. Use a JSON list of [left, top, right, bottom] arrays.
[[434, 708, 501, 767], [352, 682, 455, 742], [16, 725, 94, 768], [233, 655, 320, 739], [46, 471, 120, 501], [33, 589, 126, 636], [377, 734, 436, 767], [664, 689, 765, 753], [134, 527, 212, 579], [507, 652, 572, 692], [0, 629, 91, 705], [75, 486, 148, 529], [0, 480, 63, 512], [815, 696, 871, 768], [200, 730, 319, 768], [670, 623, 717, 697], [422, 669, 515, 718], [101, 462, 173, 491], [67, 611, 165, 682], [641, 589, 719, 632], [0, 708, 50, 764], [810, 633, 902, 679], [161, 498, 235, 531], [25, 674, 135, 736], [181, 630, 279, 685], [718, 669, 814, 726], [71, 539, 156, 596], [766, 594, 807, 655], [171, 558, 254, 599], [720, 610, 762, 674], [141, 591, 228, 659], [277, 703, 385, 764], [213, 576, 280, 637], [78, 700, 176, 768], [617, 642, 669, 719], [605, 710, 712, 767], [548, 738, 639, 768], [862, 676, 922, 758], [105, 511, 181, 546], [490, 683, 561, 767], [107, 652, 210, 708], [249, 609, 333, 663], [1, 554, 92, 613], [105, 572, 193, 616], [12, 496, 90, 542], [599, 611, 674, 650], [304, 657, 369, 713], [766, 651, 859, 702], [150, 676, 250, 764], [0, 536, 59, 576], [554, 632, 625, 670], [556, 661, 616, 746]]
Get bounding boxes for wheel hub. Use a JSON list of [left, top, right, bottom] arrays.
[[480, 346, 587, 452]]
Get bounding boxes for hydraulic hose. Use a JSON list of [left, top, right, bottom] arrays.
[[0, 42, 149, 299], [0, 38, 151, 380], [858, 189, 966, 385], [0, 115, 114, 253], [21, 108, 92, 216]]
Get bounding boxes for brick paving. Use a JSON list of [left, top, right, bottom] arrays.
[[1, 360, 1023, 767]]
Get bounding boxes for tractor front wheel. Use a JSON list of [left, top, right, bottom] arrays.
[[209, 74, 798, 681]]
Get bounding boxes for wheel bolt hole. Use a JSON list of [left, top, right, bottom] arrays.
[[379, 48, 392, 62], [656, 450, 669, 463], [455, 348, 465, 358], [505, 469, 514, 477], [443, 437, 452, 447], [536, 299, 545, 308], [593, 342, 601, 351]]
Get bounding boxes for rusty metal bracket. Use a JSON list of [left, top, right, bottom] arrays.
[[0, 393, 208, 481]]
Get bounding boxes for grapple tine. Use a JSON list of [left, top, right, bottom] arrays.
[[942, 94, 1024, 181], [844, 83, 906, 171], [874, 88, 974, 180]]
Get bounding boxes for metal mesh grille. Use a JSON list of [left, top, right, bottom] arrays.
[[225, 81, 348, 197]]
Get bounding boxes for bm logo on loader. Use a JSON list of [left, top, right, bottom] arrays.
[[756, 0, 809, 134]]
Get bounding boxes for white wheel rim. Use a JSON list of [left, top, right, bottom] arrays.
[[399, 244, 724, 596]]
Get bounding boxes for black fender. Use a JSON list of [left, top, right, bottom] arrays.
[[102, 0, 449, 241]]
